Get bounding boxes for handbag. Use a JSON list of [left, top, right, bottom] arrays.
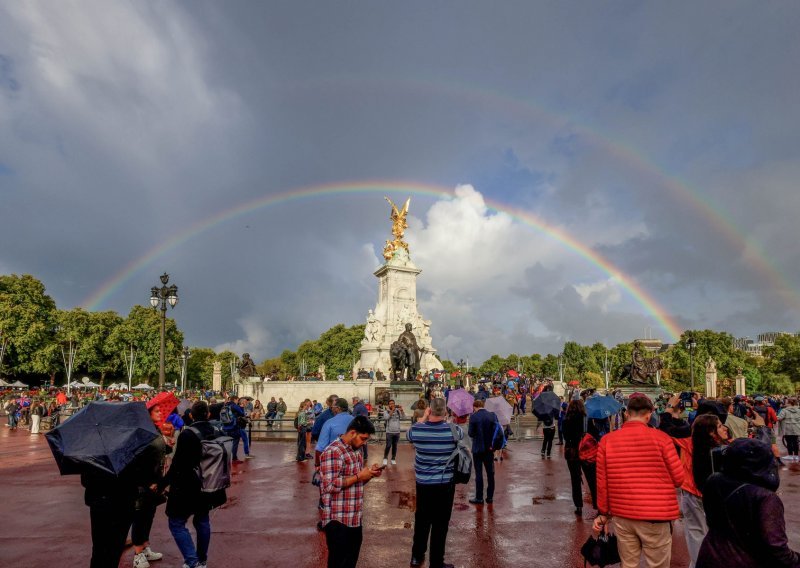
[[580, 527, 621, 567]]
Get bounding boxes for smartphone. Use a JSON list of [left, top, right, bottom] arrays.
[[377, 464, 387, 471]]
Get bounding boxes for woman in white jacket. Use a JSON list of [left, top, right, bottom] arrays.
[[778, 398, 800, 460]]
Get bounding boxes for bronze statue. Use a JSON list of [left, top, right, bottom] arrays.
[[383, 196, 411, 260], [238, 353, 258, 378], [619, 341, 662, 384], [389, 323, 422, 380]]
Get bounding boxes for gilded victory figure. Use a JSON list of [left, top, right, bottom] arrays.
[[383, 196, 411, 260]]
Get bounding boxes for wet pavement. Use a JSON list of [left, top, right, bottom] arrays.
[[2, 425, 800, 567]]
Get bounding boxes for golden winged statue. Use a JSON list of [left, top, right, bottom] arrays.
[[383, 196, 411, 260]]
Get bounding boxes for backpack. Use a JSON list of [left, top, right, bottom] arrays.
[[445, 423, 472, 484], [220, 404, 235, 427], [189, 426, 234, 495], [491, 420, 507, 450], [578, 433, 598, 463]]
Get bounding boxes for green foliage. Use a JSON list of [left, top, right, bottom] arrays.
[[265, 324, 366, 379], [0, 274, 57, 374], [186, 347, 217, 389]]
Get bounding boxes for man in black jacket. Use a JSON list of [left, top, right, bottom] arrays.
[[161, 401, 227, 568], [467, 399, 502, 505]]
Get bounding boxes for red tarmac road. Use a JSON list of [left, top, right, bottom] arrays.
[[2, 426, 799, 567]]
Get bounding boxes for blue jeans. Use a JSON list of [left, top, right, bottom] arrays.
[[226, 427, 241, 460], [168, 513, 210, 568], [240, 426, 250, 455]]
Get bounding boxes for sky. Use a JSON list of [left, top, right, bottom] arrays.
[[1, 2, 799, 364]]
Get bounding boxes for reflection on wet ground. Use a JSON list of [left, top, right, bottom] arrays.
[[2, 427, 799, 567]]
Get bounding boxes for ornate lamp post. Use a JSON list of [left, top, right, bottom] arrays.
[[687, 337, 698, 391], [179, 346, 190, 393], [150, 272, 178, 389]]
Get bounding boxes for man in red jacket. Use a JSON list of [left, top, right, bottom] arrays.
[[593, 394, 684, 568]]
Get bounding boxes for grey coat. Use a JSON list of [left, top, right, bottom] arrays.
[[778, 406, 800, 436]]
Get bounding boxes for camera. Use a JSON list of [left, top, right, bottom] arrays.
[[679, 392, 694, 403]]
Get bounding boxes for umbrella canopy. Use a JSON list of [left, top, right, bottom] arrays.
[[45, 401, 158, 476], [568, 380, 580, 386], [446, 388, 475, 417], [585, 395, 623, 419], [145, 391, 180, 426], [533, 391, 561, 420], [485, 396, 513, 426], [132, 383, 153, 390], [82, 381, 101, 388], [507, 369, 519, 378], [177, 398, 192, 415], [10, 380, 28, 388]]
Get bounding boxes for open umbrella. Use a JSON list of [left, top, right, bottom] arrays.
[[446, 388, 475, 417], [485, 396, 513, 426], [533, 391, 561, 420], [177, 398, 192, 415], [145, 391, 180, 426], [585, 395, 622, 419], [45, 401, 158, 476], [568, 380, 580, 386], [507, 369, 519, 378]]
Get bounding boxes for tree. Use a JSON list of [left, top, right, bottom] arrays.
[[0, 274, 57, 376], [186, 347, 217, 389], [107, 305, 184, 384]]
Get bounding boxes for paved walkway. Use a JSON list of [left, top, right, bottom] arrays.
[[2, 425, 800, 567]]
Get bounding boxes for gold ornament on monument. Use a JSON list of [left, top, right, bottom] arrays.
[[383, 196, 411, 260]]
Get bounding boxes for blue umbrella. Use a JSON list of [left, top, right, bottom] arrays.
[[585, 395, 622, 419], [45, 401, 159, 476]]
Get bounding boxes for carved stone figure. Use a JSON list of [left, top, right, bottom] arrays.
[[365, 309, 382, 343], [619, 341, 663, 384], [238, 353, 258, 378], [706, 357, 716, 373]]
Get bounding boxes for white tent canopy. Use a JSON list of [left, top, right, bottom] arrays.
[[64, 381, 81, 388], [10, 380, 28, 388], [81, 381, 101, 388], [0, 378, 10, 387], [132, 383, 153, 390]]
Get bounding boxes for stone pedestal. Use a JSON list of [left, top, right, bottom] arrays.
[[611, 385, 663, 401], [356, 248, 443, 378]]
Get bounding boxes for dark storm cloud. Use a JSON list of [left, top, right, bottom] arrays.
[[1, 1, 798, 362]]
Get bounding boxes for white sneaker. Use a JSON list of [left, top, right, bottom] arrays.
[[143, 547, 163, 561], [391, 459, 397, 465], [197, 563, 208, 568], [133, 552, 150, 568], [382, 458, 388, 466]]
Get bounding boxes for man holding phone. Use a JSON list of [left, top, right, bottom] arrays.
[[319, 415, 383, 568]]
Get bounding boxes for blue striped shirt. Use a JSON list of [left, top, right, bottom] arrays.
[[407, 420, 462, 484]]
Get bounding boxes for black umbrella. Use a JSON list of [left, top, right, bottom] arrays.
[[533, 391, 562, 420], [45, 401, 159, 476]]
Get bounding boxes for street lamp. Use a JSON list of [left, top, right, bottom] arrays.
[[457, 358, 465, 388], [179, 346, 190, 393], [150, 272, 179, 389], [687, 337, 698, 391], [60, 338, 78, 395]]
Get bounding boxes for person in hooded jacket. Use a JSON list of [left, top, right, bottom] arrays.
[[778, 398, 800, 460], [697, 437, 800, 567]]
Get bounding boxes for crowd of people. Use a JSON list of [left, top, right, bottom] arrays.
[[4, 378, 800, 568]]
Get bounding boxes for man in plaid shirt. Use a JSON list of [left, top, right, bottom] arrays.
[[319, 415, 382, 568]]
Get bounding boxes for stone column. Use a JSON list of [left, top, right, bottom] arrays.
[[735, 369, 746, 396], [705, 358, 717, 399], [212, 361, 222, 392]]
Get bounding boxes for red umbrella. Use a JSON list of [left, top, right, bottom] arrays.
[[145, 391, 180, 427], [507, 370, 519, 378], [568, 380, 580, 386]]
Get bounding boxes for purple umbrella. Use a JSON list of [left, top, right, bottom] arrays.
[[447, 388, 475, 417], [485, 396, 513, 426]]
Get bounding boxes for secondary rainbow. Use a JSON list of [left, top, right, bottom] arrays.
[[280, 76, 800, 310], [83, 181, 683, 341]]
